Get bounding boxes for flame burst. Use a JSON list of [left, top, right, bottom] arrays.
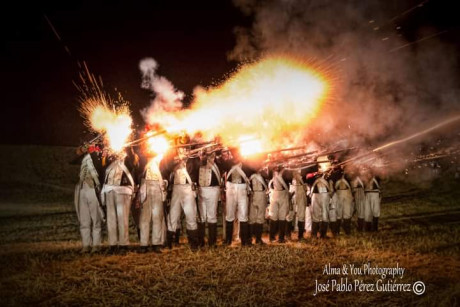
[[77, 64, 133, 154], [146, 56, 331, 155], [146, 135, 170, 159], [80, 98, 133, 153]]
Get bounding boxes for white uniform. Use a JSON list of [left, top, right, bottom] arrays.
[[335, 177, 354, 220], [225, 163, 249, 222], [364, 177, 381, 222], [351, 177, 365, 219], [167, 161, 198, 232], [138, 159, 166, 246], [102, 158, 134, 246], [310, 177, 331, 222], [76, 154, 102, 249], [198, 159, 221, 224], [249, 173, 268, 224], [268, 170, 290, 221]]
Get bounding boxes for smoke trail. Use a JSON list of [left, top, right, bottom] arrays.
[[139, 57, 184, 123]]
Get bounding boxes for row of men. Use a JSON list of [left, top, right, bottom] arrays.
[[75, 141, 381, 253]]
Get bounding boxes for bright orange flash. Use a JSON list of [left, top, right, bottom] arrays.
[[146, 56, 331, 154], [81, 99, 133, 153], [146, 135, 170, 159]]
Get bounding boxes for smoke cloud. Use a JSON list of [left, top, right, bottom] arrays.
[[139, 57, 184, 122], [229, 0, 460, 175]]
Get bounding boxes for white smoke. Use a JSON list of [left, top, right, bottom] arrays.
[[229, 0, 460, 175], [139, 57, 184, 123]]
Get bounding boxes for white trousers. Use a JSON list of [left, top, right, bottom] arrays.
[[225, 182, 248, 222], [167, 184, 197, 231], [364, 192, 381, 222], [353, 188, 366, 219], [311, 193, 331, 222], [139, 181, 165, 246], [105, 190, 131, 246], [293, 185, 307, 222], [305, 206, 312, 231], [249, 191, 267, 224], [336, 189, 354, 219], [78, 184, 102, 247], [198, 186, 220, 223], [269, 190, 290, 221]]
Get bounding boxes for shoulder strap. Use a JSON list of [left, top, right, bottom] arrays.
[[274, 170, 289, 190], [250, 173, 268, 191]]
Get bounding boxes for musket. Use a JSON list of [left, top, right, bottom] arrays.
[[265, 150, 318, 165], [172, 141, 215, 149], [124, 129, 167, 147]]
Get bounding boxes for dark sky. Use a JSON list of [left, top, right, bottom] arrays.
[[1, 0, 459, 146]]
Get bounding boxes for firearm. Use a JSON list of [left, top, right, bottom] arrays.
[[124, 129, 167, 147]]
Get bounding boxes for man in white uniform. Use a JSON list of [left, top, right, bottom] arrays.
[[268, 166, 292, 243], [364, 175, 381, 232], [334, 173, 354, 235], [197, 151, 224, 248], [223, 150, 254, 246], [75, 144, 105, 253], [101, 148, 138, 253], [351, 173, 365, 232], [248, 169, 269, 244], [138, 153, 167, 253], [164, 149, 200, 251], [310, 174, 332, 238]]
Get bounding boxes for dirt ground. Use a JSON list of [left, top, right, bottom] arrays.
[[0, 145, 459, 306]]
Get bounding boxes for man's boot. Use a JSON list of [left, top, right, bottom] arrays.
[[255, 223, 265, 244], [239, 222, 251, 246], [225, 221, 233, 245], [249, 223, 254, 243], [297, 221, 306, 242], [166, 231, 175, 249], [311, 222, 320, 239], [336, 219, 342, 235], [269, 220, 278, 243], [175, 228, 181, 246], [329, 221, 337, 237], [372, 217, 379, 232], [208, 223, 217, 247], [197, 222, 206, 248], [138, 246, 149, 253], [357, 218, 364, 232], [187, 229, 199, 251], [365, 221, 373, 232], [152, 245, 162, 254], [278, 220, 286, 243], [285, 221, 292, 241], [320, 222, 328, 238], [343, 219, 351, 235]]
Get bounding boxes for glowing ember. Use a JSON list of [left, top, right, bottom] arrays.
[[145, 56, 331, 154]]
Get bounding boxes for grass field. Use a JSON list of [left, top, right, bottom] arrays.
[[0, 145, 459, 306]]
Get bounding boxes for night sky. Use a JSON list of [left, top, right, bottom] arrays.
[[1, 0, 459, 146]]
